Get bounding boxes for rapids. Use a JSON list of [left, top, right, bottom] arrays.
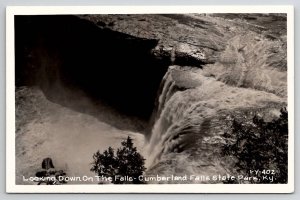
[[15, 14, 288, 184], [145, 65, 285, 182]]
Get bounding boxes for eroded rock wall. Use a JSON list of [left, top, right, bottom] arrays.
[[15, 14, 287, 183]]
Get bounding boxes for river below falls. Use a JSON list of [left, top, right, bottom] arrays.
[[15, 87, 145, 184]]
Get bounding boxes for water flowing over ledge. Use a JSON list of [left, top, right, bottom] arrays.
[[145, 65, 285, 176], [15, 14, 287, 184]]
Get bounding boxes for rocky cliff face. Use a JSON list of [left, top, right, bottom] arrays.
[[79, 14, 287, 182], [15, 14, 287, 184]]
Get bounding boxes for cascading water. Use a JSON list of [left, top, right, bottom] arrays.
[[145, 64, 285, 175], [156, 67, 178, 117], [15, 14, 288, 184], [145, 66, 212, 168]]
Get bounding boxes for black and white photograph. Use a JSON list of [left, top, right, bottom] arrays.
[[6, 6, 294, 193]]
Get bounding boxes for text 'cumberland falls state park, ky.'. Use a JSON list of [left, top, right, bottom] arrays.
[[7, 7, 293, 193]]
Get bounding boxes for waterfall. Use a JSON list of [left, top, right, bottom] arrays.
[[145, 65, 285, 170], [145, 66, 209, 168], [145, 68, 177, 167], [156, 66, 178, 118]]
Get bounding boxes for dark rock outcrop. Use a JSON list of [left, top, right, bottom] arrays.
[[15, 15, 170, 121], [15, 14, 288, 184]]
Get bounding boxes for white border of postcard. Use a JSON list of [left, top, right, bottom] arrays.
[[6, 5, 294, 193]]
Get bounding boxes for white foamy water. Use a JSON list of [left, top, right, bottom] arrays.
[[145, 32, 287, 175], [16, 87, 145, 184], [145, 65, 285, 179]]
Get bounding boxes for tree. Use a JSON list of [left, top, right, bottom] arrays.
[[91, 136, 146, 184], [222, 107, 288, 184]]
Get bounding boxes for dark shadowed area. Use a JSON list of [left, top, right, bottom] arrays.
[[14, 14, 288, 185], [15, 15, 170, 122]]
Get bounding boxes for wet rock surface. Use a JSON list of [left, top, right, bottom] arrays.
[[79, 14, 286, 69], [15, 14, 287, 184]]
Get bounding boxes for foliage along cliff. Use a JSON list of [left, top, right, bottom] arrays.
[[15, 14, 287, 184]]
